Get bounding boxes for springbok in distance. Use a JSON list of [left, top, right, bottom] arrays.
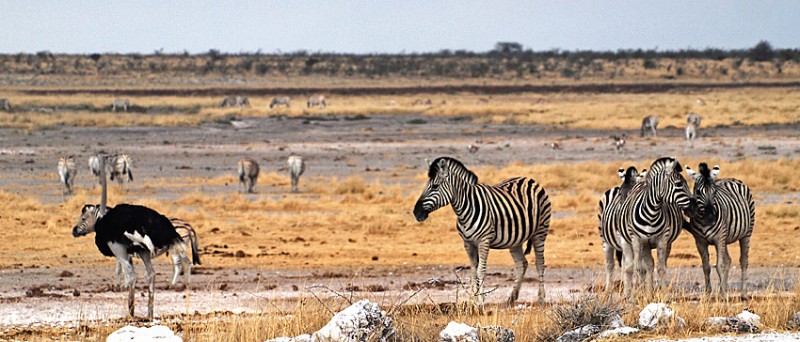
[[640, 115, 659, 138], [307, 95, 327, 108], [112, 98, 130, 112], [269, 96, 291, 108], [57, 155, 77, 195]]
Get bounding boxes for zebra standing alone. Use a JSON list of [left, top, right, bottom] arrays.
[[287, 154, 305, 193], [109, 154, 134, 188], [640, 115, 659, 138], [220, 96, 249, 107], [237, 157, 260, 193], [686, 113, 702, 146], [88, 155, 102, 184], [112, 98, 130, 112], [307, 95, 327, 108], [57, 155, 78, 195], [685, 163, 755, 299], [617, 157, 696, 298], [598, 166, 646, 292], [413, 157, 551, 306], [270, 96, 291, 108]]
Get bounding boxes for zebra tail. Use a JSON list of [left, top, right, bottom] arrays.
[[189, 227, 201, 265], [615, 250, 622, 267], [128, 170, 133, 182]]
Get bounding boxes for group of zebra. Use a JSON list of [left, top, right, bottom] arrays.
[[57, 154, 133, 195], [237, 155, 306, 194], [639, 112, 703, 146], [598, 157, 754, 299], [219, 95, 327, 109], [413, 155, 753, 307]]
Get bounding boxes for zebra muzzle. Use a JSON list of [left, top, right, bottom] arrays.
[[413, 202, 429, 222]]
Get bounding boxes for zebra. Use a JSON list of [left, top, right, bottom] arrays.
[[220, 96, 250, 108], [287, 154, 305, 193], [598, 166, 646, 293], [57, 155, 78, 195], [108, 154, 134, 188], [686, 121, 698, 147], [88, 155, 102, 184], [616, 157, 696, 298], [307, 95, 327, 108], [640, 115, 659, 138], [685, 163, 755, 299], [113, 216, 202, 288], [237, 157, 260, 193], [112, 98, 130, 112], [413, 157, 551, 306], [269, 96, 291, 108], [0, 98, 10, 111]]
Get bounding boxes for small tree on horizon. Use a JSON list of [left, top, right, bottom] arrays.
[[748, 40, 775, 62]]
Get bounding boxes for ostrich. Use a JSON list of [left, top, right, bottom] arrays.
[[72, 203, 183, 320]]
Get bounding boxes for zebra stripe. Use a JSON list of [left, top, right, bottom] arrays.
[[413, 157, 551, 306], [618, 157, 696, 298], [237, 157, 260, 193], [287, 155, 305, 193], [685, 163, 755, 299], [57, 155, 77, 195]]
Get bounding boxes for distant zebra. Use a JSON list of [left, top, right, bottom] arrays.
[[598, 166, 645, 292], [88, 155, 102, 184], [640, 115, 659, 138], [307, 95, 327, 108], [686, 122, 698, 146], [687, 112, 702, 128], [237, 157, 260, 193], [269, 96, 291, 108], [114, 216, 202, 287], [220, 96, 250, 108], [413, 157, 551, 306], [685, 163, 755, 299], [112, 98, 130, 112], [108, 154, 134, 188], [0, 98, 10, 111], [617, 157, 696, 298], [287, 155, 306, 193], [57, 155, 78, 195]]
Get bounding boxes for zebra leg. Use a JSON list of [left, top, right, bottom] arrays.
[[621, 241, 635, 299], [714, 240, 731, 300], [170, 252, 182, 287], [533, 235, 546, 304], [139, 251, 155, 321], [656, 238, 670, 289], [475, 239, 492, 307], [739, 236, 751, 300], [694, 239, 712, 294], [507, 245, 528, 306], [602, 242, 616, 293], [463, 240, 479, 302]]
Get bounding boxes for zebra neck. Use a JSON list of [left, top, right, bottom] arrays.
[[640, 183, 664, 212], [450, 181, 477, 217]]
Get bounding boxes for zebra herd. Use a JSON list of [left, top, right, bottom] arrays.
[[58, 154, 134, 195], [236, 155, 306, 194], [218, 95, 327, 109], [638, 112, 704, 145], [414, 155, 755, 306]]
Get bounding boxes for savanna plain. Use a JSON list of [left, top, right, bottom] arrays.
[[1, 59, 800, 341]]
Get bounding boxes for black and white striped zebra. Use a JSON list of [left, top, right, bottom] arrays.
[[640, 115, 659, 138], [88, 155, 102, 185], [598, 166, 646, 292], [220, 96, 250, 108], [685, 163, 755, 299], [617, 157, 696, 297], [112, 98, 130, 112], [237, 157, 260, 193], [413, 157, 551, 306], [307, 94, 327, 108], [57, 155, 78, 195], [270, 96, 291, 108], [108, 154, 133, 188], [287, 154, 305, 193], [686, 112, 702, 146]]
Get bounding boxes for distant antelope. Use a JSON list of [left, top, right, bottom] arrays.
[[109, 154, 133, 188], [307, 95, 326, 108], [612, 135, 626, 151], [269, 96, 291, 108], [467, 144, 479, 153], [548, 142, 561, 150], [0, 98, 10, 111], [112, 98, 129, 112], [237, 157, 260, 193], [220, 96, 250, 108], [640, 115, 659, 138], [287, 155, 306, 193], [57, 155, 77, 195]]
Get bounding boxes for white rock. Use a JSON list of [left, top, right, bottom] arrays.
[[607, 314, 625, 329], [106, 325, 182, 342], [556, 325, 600, 342], [736, 309, 762, 326], [706, 317, 730, 326], [439, 321, 479, 342], [638, 303, 685, 330], [313, 299, 394, 342], [597, 326, 639, 339], [264, 335, 311, 342]]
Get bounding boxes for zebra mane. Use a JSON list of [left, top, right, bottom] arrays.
[[428, 157, 478, 185], [698, 162, 711, 178], [649, 157, 683, 176]]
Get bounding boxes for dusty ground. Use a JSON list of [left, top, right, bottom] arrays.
[[0, 112, 798, 330]]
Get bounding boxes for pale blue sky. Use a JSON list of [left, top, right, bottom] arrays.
[[1, 1, 798, 54]]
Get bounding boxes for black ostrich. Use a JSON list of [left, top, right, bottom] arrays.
[[72, 203, 182, 320]]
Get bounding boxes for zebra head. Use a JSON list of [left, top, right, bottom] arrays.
[[685, 163, 720, 225], [413, 157, 477, 222], [647, 157, 697, 217], [72, 204, 102, 237]]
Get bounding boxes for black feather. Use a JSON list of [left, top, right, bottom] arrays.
[[94, 204, 181, 257]]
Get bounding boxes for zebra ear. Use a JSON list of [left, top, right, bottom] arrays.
[[711, 165, 720, 179], [638, 168, 648, 181], [685, 165, 699, 181], [81, 204, 95, 214], [618, 168, 625, 180], [437, 159, 450, 178]]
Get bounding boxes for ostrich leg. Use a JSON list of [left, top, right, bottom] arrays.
[[140, 252, 156, 321], [110, 244, 136, 317]]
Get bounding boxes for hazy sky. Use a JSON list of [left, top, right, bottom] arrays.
[[2, 1, 798, 54]]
